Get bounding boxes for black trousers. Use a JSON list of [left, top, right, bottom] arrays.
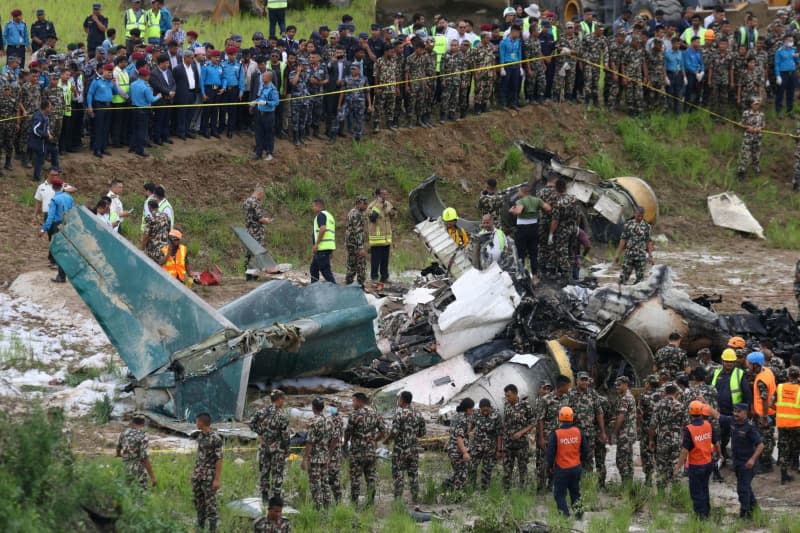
[[201, 87, 221, 134], [370, 245, 390, 282], [130, 108, 150, 154], [310, 250, 336, 283], [254, 110, 275, 156], [221, 88, 239, 132], [176, 92, 199, 137], [92, 101, 111, 153], [47, 223, 66, 281], [153, 100, 172, 142], [515, 223, 539, 274], [734, 464, 756, 514], [59, 114, 73, 152], [70, 103, 84, 149], [688, 463, 712, 518], [110, 103, 130, 146], [6, 45, 25, 65], [553, 467, 581, 517]]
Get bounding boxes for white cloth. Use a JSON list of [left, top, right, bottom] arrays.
[[185, 62, 196, 90], [35, 182, 56, 213]]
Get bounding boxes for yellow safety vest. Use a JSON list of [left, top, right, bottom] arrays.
[[145, 10, 161, 40], [738, 27, 758, 46], [552, 26, 559, 41], [161, 244, 187, 282], [58, 81, 72, 116], [776, 383, 800, 428], [125, 8, 146, 38], [266, 61, 287, 93], [479, 228, 506, 251], [314, 210, 336, 251], [711, 367, 743, 405], [367, 204, 392, 246], [433, 35, 448, 72], [268, 0, 288, 9], [112, 68, 129, 103], [109, 209, 119, 227], [523, 18, 530, 34], [580, 21, 596, 35], [682, 27, 705, 46], [158, 199, 174, 228]]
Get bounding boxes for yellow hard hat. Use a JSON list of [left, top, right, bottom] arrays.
[[558, 406, 574, 422], [721, 348, 737, 362], [442, 207, 458, 222]]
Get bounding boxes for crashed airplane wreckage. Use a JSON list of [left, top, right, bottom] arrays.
[[51, 207, 380, 421]]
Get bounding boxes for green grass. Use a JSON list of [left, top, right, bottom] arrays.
[[64, 367, 102, 387], [92, 394, 113, 424], [585, 150, 618, 180]]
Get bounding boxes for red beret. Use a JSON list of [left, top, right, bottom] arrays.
[[51, 178, 64, 187], [544, 10, 556, 17], [132, 52, 145, 60], [138, 67, 150, 76], [208, 49, 221, 57], [225, 46, 237, 55], [11, 9, 22, 17], [29, 60, 39, 67], [187, 30, 198, 37], [103, 63, 114, 71], [145, 44, 154, 52], [479, 23, 492, 32]]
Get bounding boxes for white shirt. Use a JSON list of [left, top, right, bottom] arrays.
[[35, 182, 56, 213], [457, 31, 478, 45], [161, 67, 170, 84], [106, 190, 124, 232], [704, 14, 716, 29], [184, 61, 196, 89], [484, 229, 504, 264]]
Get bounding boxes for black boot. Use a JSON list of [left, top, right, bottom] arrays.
[[22, 150, 32, 169], [312, 126, 321, 139], [3, 154, 11, 170], [424, 113, 435, 127], [207, 519, 217, 533], [781, 468, 794, 484], [439, 111, 445, 124], [475, 104, 483, 115]]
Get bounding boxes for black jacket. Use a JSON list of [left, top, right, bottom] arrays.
[[149, 67, 176, 99], [172, 61, 201, 103]]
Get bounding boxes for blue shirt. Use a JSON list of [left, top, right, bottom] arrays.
[[499, 36, 521, 64], [4, 20, 29, 46], [774, 46, 799, 75], [221, 59, 245, 93], [130, 78, 160, 107], [201, 62, 226, 88], [42, 191, 74, 232], [159, 7, 172, 35], [255, 82, 279, 112], [87, 77, 122, 106], [665, 49, 683, 72], [718, 415, 761, 467], [682, 48, 704, 74]]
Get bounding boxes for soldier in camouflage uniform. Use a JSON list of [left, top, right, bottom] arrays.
[[613, 376, 637, 483], [384, 391, 426, 502], [345, 392, 386, 505], [477, 178, 504, 227], [43, 73, 65, 149], [762, 340, 787, 384], [0, 83, 18, 174], [747, 354, 776, 471], [638, 375, 663, 485], [589, 379, 609, 486], [253, 495, 291, 533], [332, 64, 371, 141], [606, 32, 626, 110], [17, 73, 41, 168], [537, 376, 572, 490], [288, 59, 310, 145], [472, 32, 496, 113], [738, 57, 765, 110], [445, 397, 474, 491], [568, 372, 606, 473], [547, 178, 579, 284], [778, 366, 800, 483], [373, 46, 400, 131], [327, 406, 345, 503], [458, 40, 473, 118], [249, 390, 290, 502], [524, 25, 547, 104], [116, 413, 156, 489], [644, 40, 666, 112], [345, 196, 368, 286], [795, 259, 800, 306], [302, 398, 333, 509], [306, 52, 328, 138], [649, 384, 686, 488], [405, 42, 434, 127], [621, 37, 646, 115], [242, 187, 272, 275], [537, 173, 558, 277], [440, 40, 465, 122], [736, 98, 764, 181], [470, 398, 503, 489], [142, 199, 171, 263], [502, 384, 536, 490], [696, 348, 721, 376], [708, 39, 733, 115], [192, 413, 223, 532], [553, 22, 580, 102], [580, 24, 608, 107], [654, 332, 689, 377], [614, 207, 653, 285]]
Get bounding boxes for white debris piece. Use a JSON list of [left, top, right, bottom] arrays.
[[46, 379, 121, 417], [707, 192, 765, 239], [433, 263, 521, 360], [403, 287, 436, 316], [269, 377, 351, 392], [374, 354, 477, 411]]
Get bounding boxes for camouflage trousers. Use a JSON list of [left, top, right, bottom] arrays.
[[445, 450, 469, 490], [123, 460, 149, 490], [473, 73, 493, 105], [459, 77, 471, 112], [640, 429, 655, 480], [607, 76, 622, 110], [309, 461, 332, 509], [406, 82, 429, 120], [625, 77, 644, 114], [759, 419, 775, 466], [258, 449, 286, 499], [191, 478, 218, 528], [50, 116, 63, 144], [553, 227, 575, 283], [502, 445, 529, 490], [710, 82, 730, 115], [16, 117, 32, 153], [290, 99, 309, 133], [620, 255, 646, 285], [583, 65, 602, 104], [581, 433, 596, 472], [328, 452, 343, 503], [538, 219, 555, 275], [374, 89, 397, 127], [615, 434, 634, 482], [336, 99, 366, 137], [553, 59, 577, 101], [349, 454, 377, 504], [645, 80, 664, 112], [469, 448, 497, 489], [244, 227, 265, 269], [778, 428, 800, 469], [391, 449, 420, 501], [440, 79, 460, 116], [307, 94, 324, 129], [737, 133, 761, 175], [794, 140, 800, 187], [345, 246, 366, 285], [0, 124, 14, 157], [526, 67, 547, 102], [536, 439, 552, 489], [656, 440, 681, 488], [594, 436, 607, 485]]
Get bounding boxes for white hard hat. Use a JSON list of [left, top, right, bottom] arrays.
[[503, 7, 516, 17]]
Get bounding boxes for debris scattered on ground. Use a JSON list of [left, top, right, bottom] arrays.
[[707, 192, 765, 239]]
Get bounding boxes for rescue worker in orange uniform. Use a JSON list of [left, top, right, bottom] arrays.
[[676, 401, 721, 519], [776, 365, 800, 484], [546, 406, 588, 518], [747, 351, 776, 472], [160, 229, 190, 284]]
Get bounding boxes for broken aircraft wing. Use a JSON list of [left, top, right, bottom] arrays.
[[232, 227, 279, 271], [707, 192, 765, 239]]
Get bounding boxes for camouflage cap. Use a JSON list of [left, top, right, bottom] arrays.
[[646, 374, 659, 384], [577, 371, 590, 379], [356, 195, 368, 202], [270, 389, 285, 400], [615, 376, 630, 385], [788, 366, 800, 379]]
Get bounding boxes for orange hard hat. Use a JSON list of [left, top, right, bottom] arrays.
[[559, 406, 574, 422], [689, 400, 705, 416], [727, 336, 746, 349], [702, 404, 712, 417], [704, 29, 715, 41]]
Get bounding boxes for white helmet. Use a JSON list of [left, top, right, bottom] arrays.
[[503, 7, 516, 17]]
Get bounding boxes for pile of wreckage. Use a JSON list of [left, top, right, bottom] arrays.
[[48, 144, 793, 426]]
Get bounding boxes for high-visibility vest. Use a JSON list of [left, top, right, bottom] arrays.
[[267, 0, 288, 9], [314, 210, 336, 251], [267, 61, 287, 93], [682, 27, 705, 46], [711, 367, 744, 405], [112, 68, 129, 103], [158, 199, 174, 228], [402, 24, 415, 35], [686, 421, 713, 465], [161, 244, 187, 281], [368, 205, 392, 246], [776, 383, 800, 428], [433, 35, 448, 72], [59, 81, 72, 116], [579, 20, 596, 35], [125, 8, 146, 38], [738, 27, 758, 46], [753, 368, 777, 417], [554, 426, 582, 469], [479, 228, 507, 252], [109, 209, 119, 227], [523, 18, 531, 34], [552, 26, 558, 41], [145, 10, 162, 40]]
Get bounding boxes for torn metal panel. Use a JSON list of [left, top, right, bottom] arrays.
[[432, 263, 521, 359], [408, 175, 479, 233], [707, 192, 765, 239], [414, 218, 474, 279], [596, 322, 654, 385], [232, 227, 279, 271], [373, 355, 477, 413]]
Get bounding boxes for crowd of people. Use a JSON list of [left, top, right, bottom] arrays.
[[3, 2, 800, 184]]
